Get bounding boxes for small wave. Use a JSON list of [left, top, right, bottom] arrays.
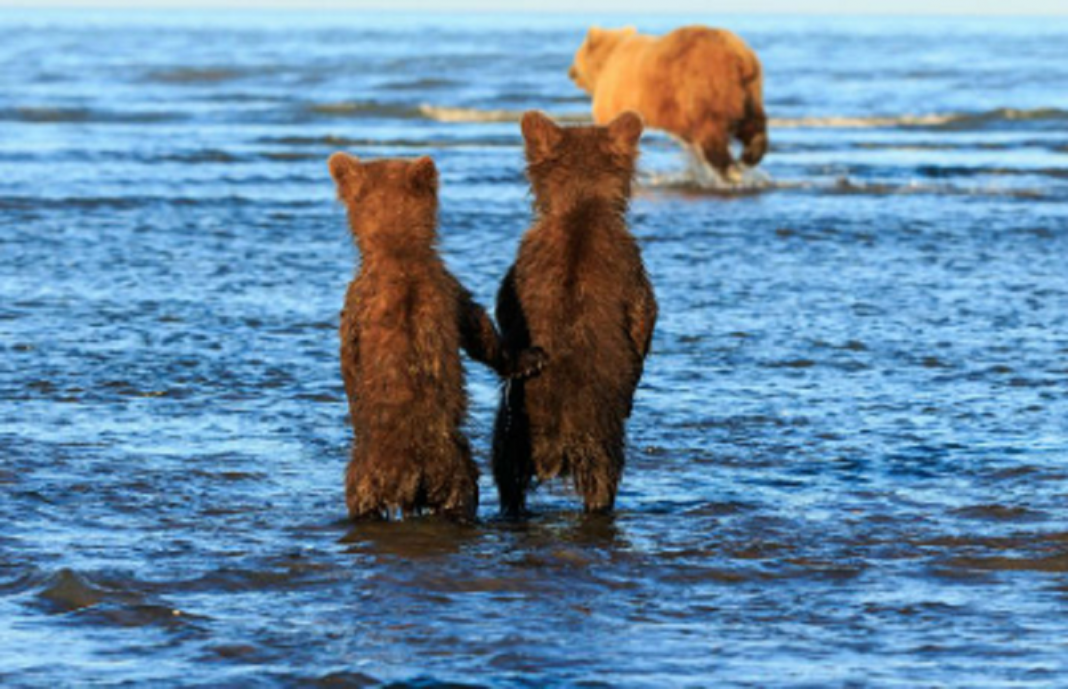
[[641, 144, 774, 193], [421, 105, 517, 123], [415, 104, 1067, 136], [146, 67, 245, 84], [258, 134, 514, 150], [858, 139, 1064, 153], [2, 107, 179, 124], [641, 167, 774, 194], [379, 77, 460, 91], [639, 172, 1055, 200], [9, 106, 95, 123], [947, 107, 1068, 129], [0, 195, 317, 211], [951, 504, 1047, 522], [772, 107, 1068, 131], [917, 165, 1068, 180], [204, 92, 288, 104], [827, 176, 1050, 200], [306, 101, 425, 119], [0, 195, 152, 211], [260, 151, 320, 161], [948, 553, 1068, 573], [418, 104, 590, 124], [261, 134, 370, 147], [772, 113, 956, 129], [161, 150, 242, 164]]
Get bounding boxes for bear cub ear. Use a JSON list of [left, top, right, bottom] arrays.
[[607, 110, 644, 155], [328, 152, 365, 197], [521, 110, 564, 164], [407, 156, 439, 194]]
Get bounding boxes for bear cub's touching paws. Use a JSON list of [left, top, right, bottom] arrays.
[[507, 346, 549, 380]]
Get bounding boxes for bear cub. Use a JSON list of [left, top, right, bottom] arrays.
[[329, 153, 544, 522], [492, 111, 658, 516]]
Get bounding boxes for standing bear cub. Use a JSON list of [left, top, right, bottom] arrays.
[[569, 25, 767, 181], [493, 111, 658, 516], [329, 153, 544, 522]]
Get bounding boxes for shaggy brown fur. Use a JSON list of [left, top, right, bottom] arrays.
[[492, 111, 658, 516], [569, 25, 768, 179], [330, 153, 543, 522]]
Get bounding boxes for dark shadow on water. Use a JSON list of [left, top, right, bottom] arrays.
[[379, 679, 488, 689], [339, 517, 482, 559], [337, 509, 631, 561], [636, 178, 777, 201], [489, 510, 631, 553]]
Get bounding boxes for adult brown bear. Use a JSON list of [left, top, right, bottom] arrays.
[[329, 153, 544, 522], [569, 25, 768, 181], [492, 111, 658, 516]]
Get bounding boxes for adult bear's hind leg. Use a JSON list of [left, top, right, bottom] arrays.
[[737, 112, 768, 167], [691, 118, 736, 182]]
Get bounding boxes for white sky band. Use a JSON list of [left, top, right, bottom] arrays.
[[0, 0, 1065, 15]]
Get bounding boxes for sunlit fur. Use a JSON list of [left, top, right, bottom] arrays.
[[569, 25, 768, 177], [492, 111, 658, 516], [330, 154, 516, 522]]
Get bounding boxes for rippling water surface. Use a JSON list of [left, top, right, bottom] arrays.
[[2, 10, 1068, 687]]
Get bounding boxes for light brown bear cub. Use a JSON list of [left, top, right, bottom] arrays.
[[329, 153, 543, 522], [492, 112, 658, 516], [569, 25, 768, 181]]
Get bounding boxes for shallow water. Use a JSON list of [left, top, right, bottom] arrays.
[[2, 10, 1068, 687]]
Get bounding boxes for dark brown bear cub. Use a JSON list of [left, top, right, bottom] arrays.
[[493, 111, 658, 516], [330, 153, 542, 522]]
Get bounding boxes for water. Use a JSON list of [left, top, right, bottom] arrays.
[[2, 9, 1068, 686]]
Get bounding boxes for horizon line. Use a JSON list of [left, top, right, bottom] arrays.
[[0, 4, 1066, 16]]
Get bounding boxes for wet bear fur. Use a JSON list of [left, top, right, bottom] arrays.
[[330, 153, 542, 522], [492, 111, 658, 516]]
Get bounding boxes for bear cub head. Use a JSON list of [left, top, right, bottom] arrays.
[[520, 109, 643, 214], [328, 153, 440, 249]]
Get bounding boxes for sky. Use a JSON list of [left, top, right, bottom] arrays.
[[0, 0, 1066, 14]]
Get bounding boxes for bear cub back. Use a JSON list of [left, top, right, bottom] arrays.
[[329, 154, 487, 522], [492, 111, 658, 516]]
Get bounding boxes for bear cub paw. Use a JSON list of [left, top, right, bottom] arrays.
[[507, 346, 549, 380]]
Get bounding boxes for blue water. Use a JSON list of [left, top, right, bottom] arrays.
[[2, 10, 1068, 687]]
